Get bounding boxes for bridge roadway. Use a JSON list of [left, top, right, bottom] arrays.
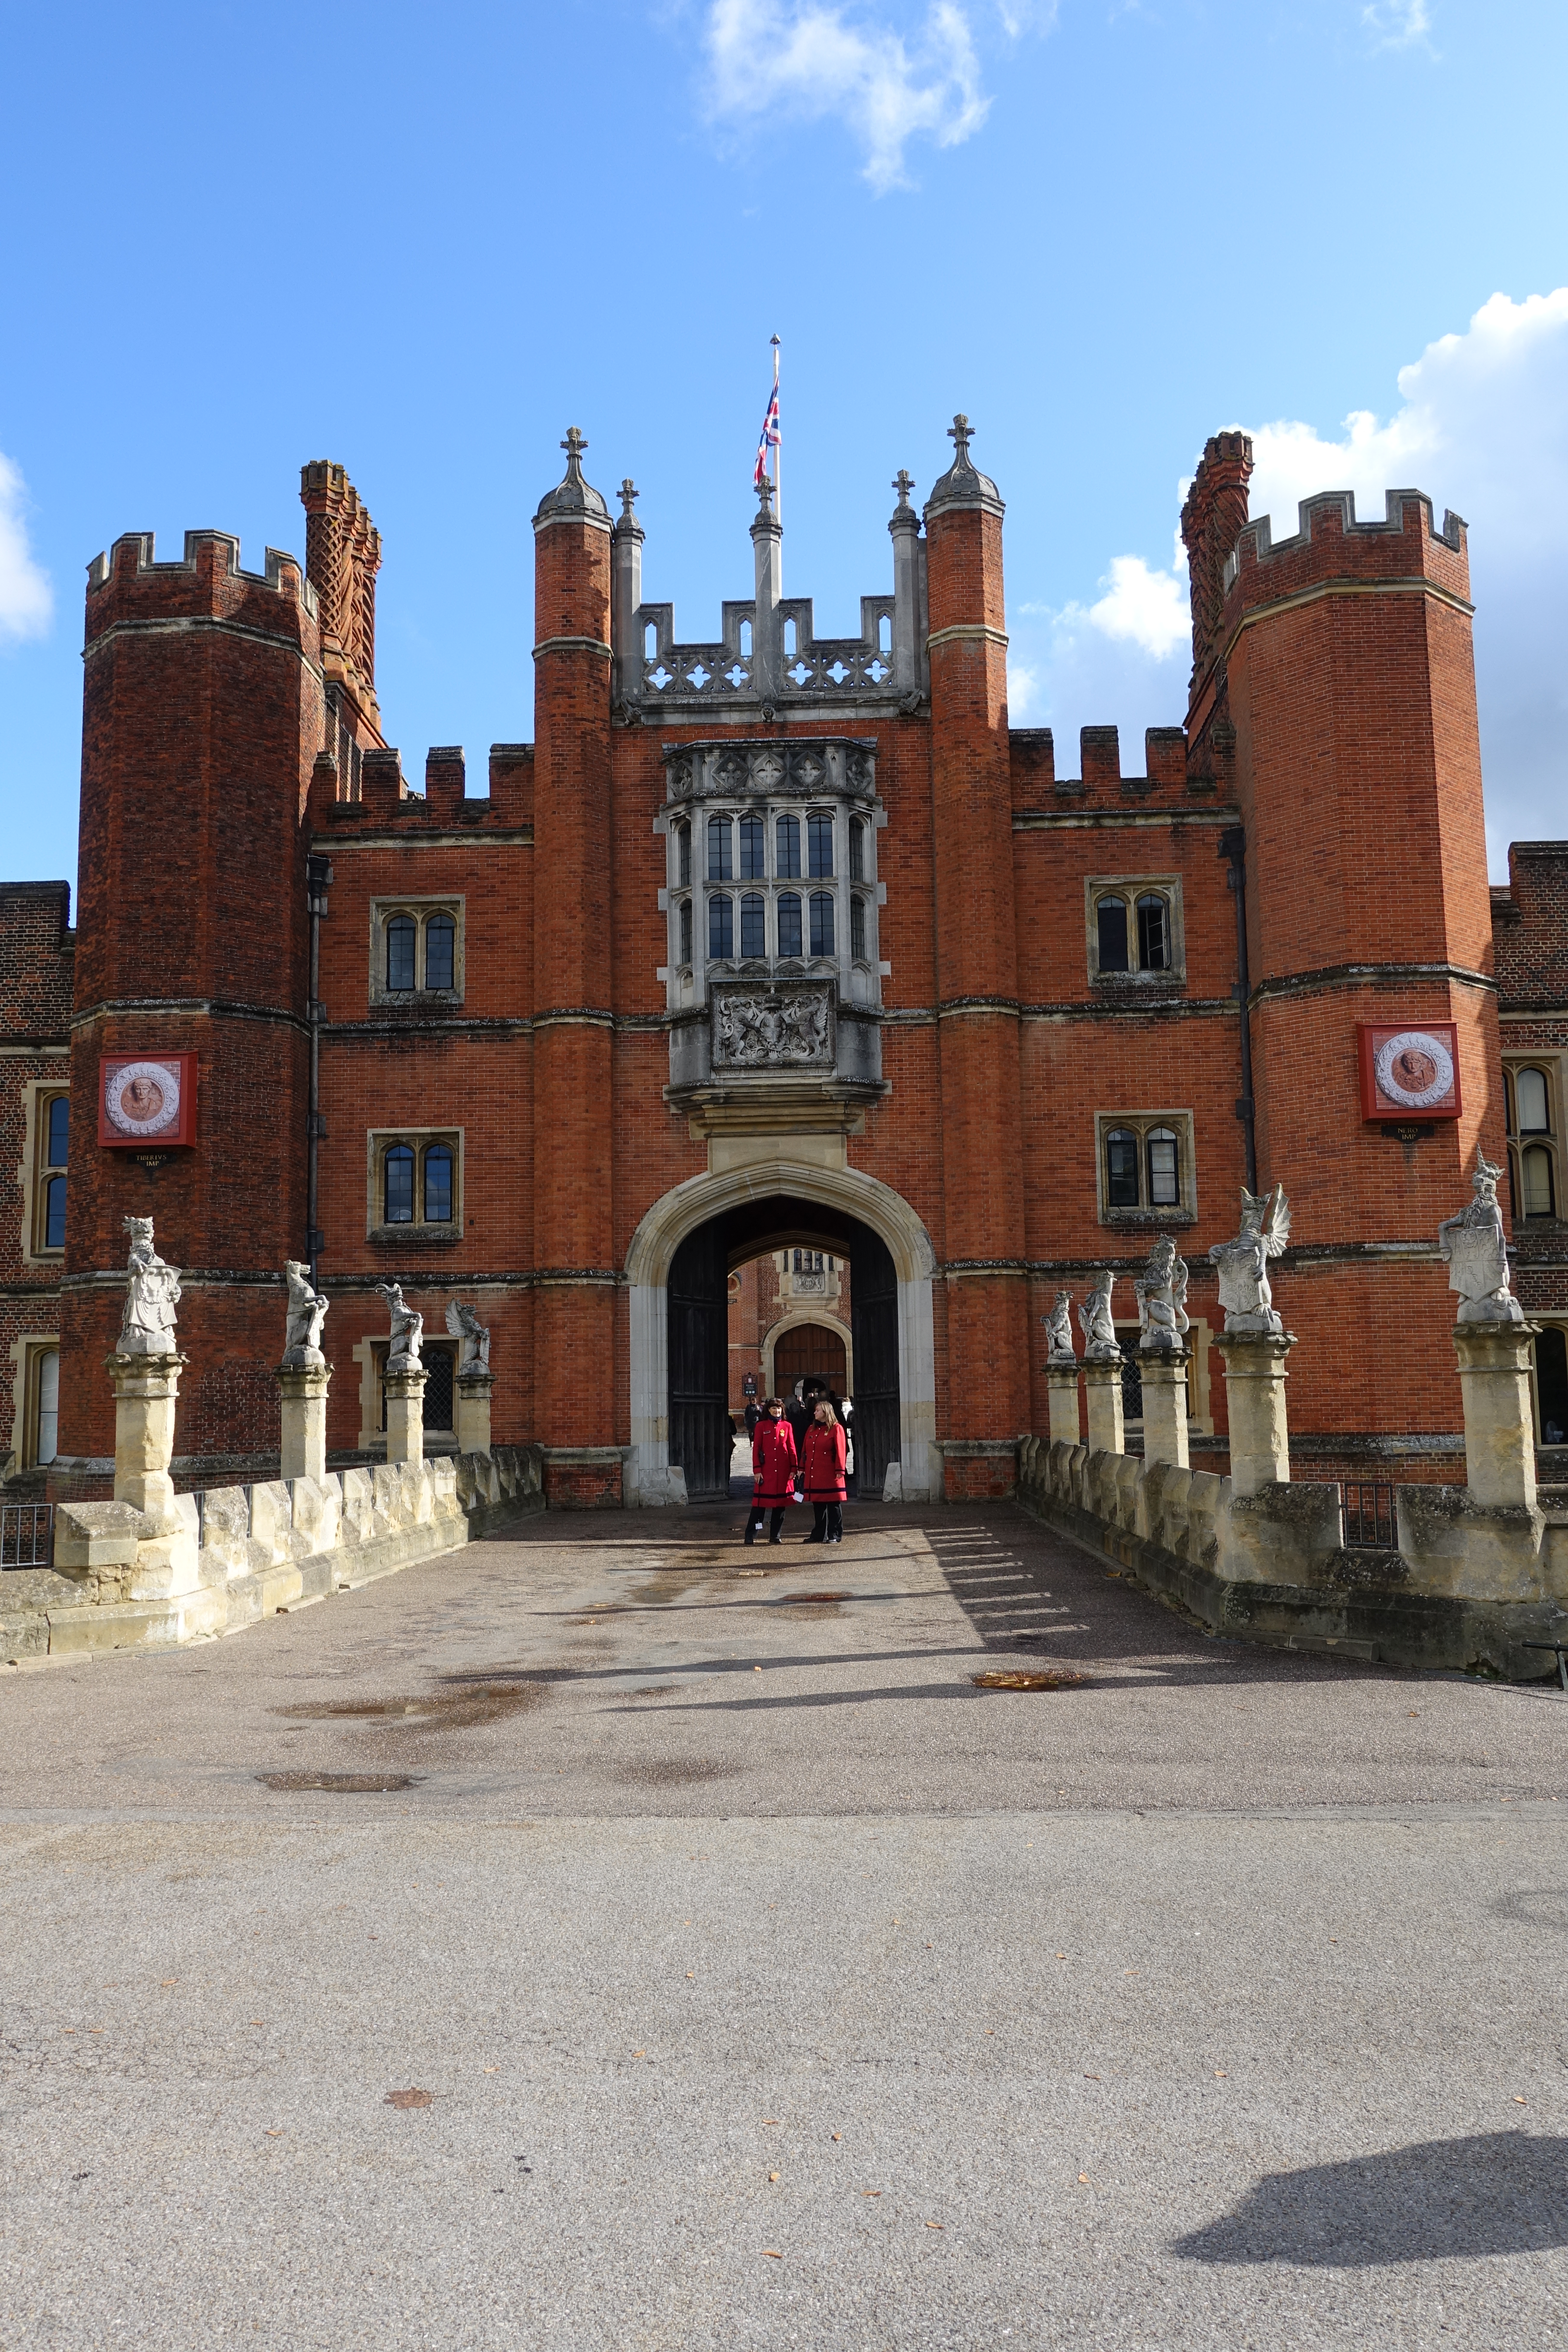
[[2, 1486, 1567, 2347]]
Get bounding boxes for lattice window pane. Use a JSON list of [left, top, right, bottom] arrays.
[[851, 896, 867, 960], [424, 1145, 454, 1222], [1096, 897, 1129, 974], [1147, 1128, 1179, 1207], [44, 1173, 66, 1250], [709, 895, 733, 959], [1517, 1068, 1550, 1133], [1106, 1128, 1139, 1207], [739, 894, 766, 958], [739, 815, 765, 879], [386, 916, 416, 991], [809, 893, 835, 956], [1136, 894, 1169, 972], [46, 1097, 68, 1166], [677, 823, 691, 887], [36, 1349, 58, 1467], [424, 1347, 455, 1433], [777, 816, 801, 878], [425, 915, 456, 991], [849, 820, 865, 881], [777, 894, 802, 958], [707, 818, 732, 880], [1523, 1145, 1555, 1218], [808, 813, 834, 878], [678, 898, 692, 964], [384, 1144, 415, 1224]]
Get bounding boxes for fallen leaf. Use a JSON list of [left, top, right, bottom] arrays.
[[1057, 1952, 1067, 1960], [754, 1667, 762, 1674], [769, 2171, 780, 2181], [160, 1980, 178, 1988], [484, 2066, 498, 2074], [832, 2133, 842, 2142], [1084, 2073, 1100, 2080], [863, 2190, 882, 2197], [1213, 2070, 1227, 2079], [385, 2088, 433, 2110], [632, 2050, 645, 2058], [1078, 2173, 1090, 2185], [763, 2118, 780, 2125], [264, 2130, 283, 2138], [1124, 1969, 1139, 1977], [925, 2220, 944, 2230], [763, 2248, 783, 2258], [1515, 2096, 1527, 2105], [686, 1972, 695, 1979]]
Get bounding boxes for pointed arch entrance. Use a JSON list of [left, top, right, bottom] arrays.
[[626, 1158, 937, 1504]]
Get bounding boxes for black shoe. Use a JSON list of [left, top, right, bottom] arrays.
[[768, 1534, 781, 1545], [744, 1534, 755, 1547]]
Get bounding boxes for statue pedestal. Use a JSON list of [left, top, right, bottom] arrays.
[[385, 1367, 427, 1467], [108, 1351, 187, 1522], [1454, 1319, 1540, 1510], [1082, 1357, 1124, 1457], [1046, 1364, 1081, 1448], [277, 1361, 331, 1484], [1215, 1331, 1294, 1496], [1139, 1348, 1190, 1470], [455, 1370, 493, 1457]]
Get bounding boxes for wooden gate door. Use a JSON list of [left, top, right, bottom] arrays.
[[668, 1222, 731, 1501], [849, 1224, 900, 1500]]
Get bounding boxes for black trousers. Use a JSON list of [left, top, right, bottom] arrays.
[[809, 1501, 843, 1542], [747, 1504, 787, 1541]]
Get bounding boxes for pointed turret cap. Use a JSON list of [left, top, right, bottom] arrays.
[[533, 427, 612, 532], [924, 414, 1004, 522]]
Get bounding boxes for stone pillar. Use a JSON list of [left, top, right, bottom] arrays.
[[278, 1362, 331, 1485], [385, 1368, 426, 1467], [1082, 1358, 1125, 1457], [1046, 1365, 1081, 1447], [108, 1351, 187, 1522], [455, 1369, 494, 1457], [1140, 1350, 1190, 1470], [1215, 1332, 1294, 1497], [1453, 1319, 1540, 1511]]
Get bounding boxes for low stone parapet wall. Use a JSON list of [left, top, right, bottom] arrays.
[[1, 1446, 544, 1666], [1017, 1435, 1568, 1681]]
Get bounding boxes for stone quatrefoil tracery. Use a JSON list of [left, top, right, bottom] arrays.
[[641, 604, 897, 701]]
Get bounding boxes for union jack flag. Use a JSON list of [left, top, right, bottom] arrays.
[[753, 383, 781, 488]]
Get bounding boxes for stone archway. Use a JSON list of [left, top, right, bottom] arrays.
[[626, 1155, 937, 1504]]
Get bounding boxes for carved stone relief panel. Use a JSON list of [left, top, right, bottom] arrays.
[[711, 980, 833, 1072]]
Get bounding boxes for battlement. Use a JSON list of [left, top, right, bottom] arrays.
[[84, 530, 318, 637], [312, 741, 533, 831], [1009, 724, 1201, 808], [1224, 488, 1470, 612]]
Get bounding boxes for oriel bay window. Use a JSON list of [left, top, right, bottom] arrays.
[[809, 892, 835, 956], [1087, 877, 1182, 982], [709, 895, 734, 959], [371, 1130, 462, 1236], [1097, 1112, 1194, 1221], [808, 812, 834, 877], [662, 766, 881, 997]]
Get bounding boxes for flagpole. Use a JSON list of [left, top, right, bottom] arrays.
[[771, 334, 781, 531]]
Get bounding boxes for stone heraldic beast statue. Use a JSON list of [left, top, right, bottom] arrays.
[[1077, 1269, 1121, 1362], [1042, 1289, 1076, 1366], [1210, 1183, 1292, 1336], [445, 1298, 492, 1374], [118, 1216, 181, 1357], [282, 1260, 330, 1367], [1438, 1154, 1525, 1325], [1134, 1235, 1189, 1355], [377, 1282, 425, 1371]]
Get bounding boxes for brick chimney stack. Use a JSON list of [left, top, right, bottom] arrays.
[[300, 462, 385, 747], [1179, 431, 1254, 695]]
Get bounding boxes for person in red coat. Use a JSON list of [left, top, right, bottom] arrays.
[[800, 1398, 848, 1545], [746, 1398, 799, 1546]]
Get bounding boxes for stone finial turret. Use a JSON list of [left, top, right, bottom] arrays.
[[616, 478, 643, 536], [924, 414, 1004, 522], [533, 426, 612, 533], [1179, 430, 1254, 686]]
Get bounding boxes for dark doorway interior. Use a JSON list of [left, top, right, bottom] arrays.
[[668, 1194, 902, 1502], [1538, 1325, 1568, 1446]]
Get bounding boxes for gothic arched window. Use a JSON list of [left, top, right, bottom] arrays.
[[386, 915, 416, 992], [384, 1143, 415, 1224], [740, 894, 766, 958], [777, 893, 802, 959], [708, 895, 733, 959], [809, 892, 834, 956], [776, 815, 801, 878]]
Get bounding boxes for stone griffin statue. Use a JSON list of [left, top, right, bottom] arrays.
[[1438, 1154, 1524, 1325], [282, 1259, 330, 1367], [1077, 1269, 1121, 1361], [377, 1281, 425, 1370], [1042, 1289, 1076, 1366], [445, 1297, 492, 1375], [1210, 1183, 1292, 1335], [1134, 1235, 1190, 1354], [118, 1216, 182, 1357]]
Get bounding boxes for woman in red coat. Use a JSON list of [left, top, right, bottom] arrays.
[[746, 1398, 799, 1546], [800, 1398, 848, 1545]]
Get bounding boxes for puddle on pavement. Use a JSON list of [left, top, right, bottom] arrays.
[[257, 1770, 421, 1793], [275, 1676, 547, 1732]]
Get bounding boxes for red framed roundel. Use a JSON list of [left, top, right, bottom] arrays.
[[98, 1053, 199, 1148], [1357, 1023, 1462, 1121]]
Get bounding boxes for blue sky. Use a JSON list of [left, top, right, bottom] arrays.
[[2, 0, 1565, 886]]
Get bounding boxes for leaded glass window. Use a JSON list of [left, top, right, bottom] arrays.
[[424, 1144, 453, 1222], [709, 894, 733, 959], [425, 914, 456, 991], [777, 893, 802, 958], [851, 896, 867, 960], [740, 894, 766, 958], [809, 891, 834, 956], [808, 812, 834, 878], [740, 814, 765, 879], [385, 1143, 415, 1223], [386, 915, 416, 992], [1105, 1127, 1139, 1207], [777, 815, 801, 878], [707, 817, 732, 881]]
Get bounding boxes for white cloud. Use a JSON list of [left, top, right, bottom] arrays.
[[702, 0, 990, 191], [1361, 0, 1433, 52], [0, 454, 51, 645], [1011, 289, 1568, 872]]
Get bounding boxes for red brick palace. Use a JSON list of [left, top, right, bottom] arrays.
[[5, 420, 1568, 1505]]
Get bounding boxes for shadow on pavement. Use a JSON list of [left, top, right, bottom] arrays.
[[1173, 2132, 1568, 2266]]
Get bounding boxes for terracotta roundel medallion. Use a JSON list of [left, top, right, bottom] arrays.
[[1372, 1029, 1455, 1111], [104, 1057, 182, 1138]]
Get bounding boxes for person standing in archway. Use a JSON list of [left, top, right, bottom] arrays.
[[801, 1396, 848, 1545], [746, 1398, 798, 1547]]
